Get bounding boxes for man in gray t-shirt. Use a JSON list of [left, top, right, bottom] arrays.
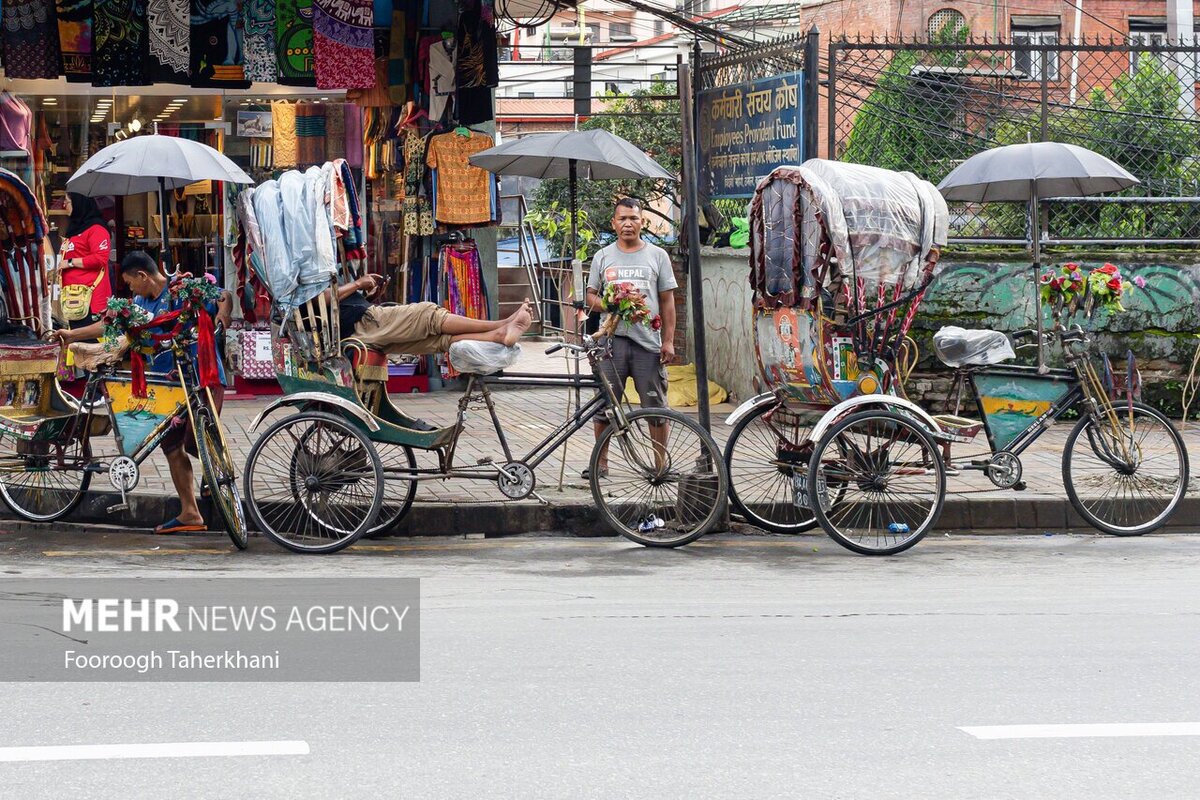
[[583, 197, 678, 480]]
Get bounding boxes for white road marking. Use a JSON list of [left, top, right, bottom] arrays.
[[0, 740, 310, 763], [960, 723, 1200, 740]]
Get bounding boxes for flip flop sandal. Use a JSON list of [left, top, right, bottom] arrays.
[[155, 517, 206, 534], [580, 467, 609, 480]]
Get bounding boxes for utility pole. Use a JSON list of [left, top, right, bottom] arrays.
[[679, 39, 711, 433]]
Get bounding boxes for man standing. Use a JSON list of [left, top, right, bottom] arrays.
[[584, 197, 677, 478]]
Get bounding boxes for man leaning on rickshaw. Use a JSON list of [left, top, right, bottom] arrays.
[[54, 252, 233, 535]]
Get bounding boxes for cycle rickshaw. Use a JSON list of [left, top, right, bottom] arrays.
[[237, 164, 728, 554], [0, 171, 246, 548], [723, 160, 1188, 554]]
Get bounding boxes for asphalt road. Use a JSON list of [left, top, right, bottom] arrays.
[[1, 527, 1199, 799]]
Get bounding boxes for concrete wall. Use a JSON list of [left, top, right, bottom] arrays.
[[698, 247, 1200, 409]]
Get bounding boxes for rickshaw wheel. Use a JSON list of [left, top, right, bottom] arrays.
[[0, 430, 91, 523], [193, 404, 249, 550], [362, 443, 418, 538], [807, 410, 945, 555], [591, 408, 728, 547], [1062, 402, 1188, 536], [724, 399, 822, 533], [243, 410, 384, 554]]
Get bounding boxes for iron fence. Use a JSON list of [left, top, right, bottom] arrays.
[[828, 36, 1200, 242]]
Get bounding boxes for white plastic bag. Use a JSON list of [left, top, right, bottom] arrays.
[[933, 326, 1015, 367], [448, 341, 521, 375]]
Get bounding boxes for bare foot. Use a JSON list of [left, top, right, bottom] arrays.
[[500, 306, 533, 347]]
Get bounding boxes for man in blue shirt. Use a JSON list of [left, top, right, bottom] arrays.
[[57, 252, 233, 535]]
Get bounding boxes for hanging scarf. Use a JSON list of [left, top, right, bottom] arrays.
[[92, 0, 150, 86], [190, 0, 251, 88], [55, 0, 93, 82], [3, 0, 63, 80], [243, 0, 278, 82], [146, 0, 188, 83], [312, 0, 374, 89], [276, 0, 316, 86]]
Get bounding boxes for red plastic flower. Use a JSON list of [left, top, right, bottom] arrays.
[[1107, 277, 1123, 292], [1097, 263, 1118, 275], [1064, 262, 1080, 272], [650, 315, 662, 331]]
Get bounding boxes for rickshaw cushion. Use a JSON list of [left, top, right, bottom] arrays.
[[348, 345, 389, 383], [0, 342, 60, 377]]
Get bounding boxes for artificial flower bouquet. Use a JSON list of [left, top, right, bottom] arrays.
[[599, 281, 663, 337], [1039, 262, 1144, 320]]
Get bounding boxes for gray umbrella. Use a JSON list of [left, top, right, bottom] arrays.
[[470, 129, 674, 301], [68, 134, 253, 264], [937, 142, 1139, 369]]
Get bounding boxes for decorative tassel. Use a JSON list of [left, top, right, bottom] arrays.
[[197, 309, 220, 390], [131, 352, 148, 399]]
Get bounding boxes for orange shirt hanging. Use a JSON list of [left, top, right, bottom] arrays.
[[426, 130, 494, 225]]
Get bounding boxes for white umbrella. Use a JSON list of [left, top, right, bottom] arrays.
[[67, 134, 253, 260]]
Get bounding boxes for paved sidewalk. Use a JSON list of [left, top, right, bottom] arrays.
[[17, 377, 1198, 535]]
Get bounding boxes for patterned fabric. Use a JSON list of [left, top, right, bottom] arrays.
[[271, 101, 297, 168], [55, 0, 92, 81], [190, 0, 250, 87], [325, 103, 346, 161], [425, 131, 493, 226], [345, 57, 390, 107], [295, 103, 326, 166], [344, 103, 363, 168], [313, 0, 373, 89], [275, 0, 316, 86], [243, 0, 277, 83], [386, 9, 407, 104], [147, 0, 189, 83], [92, 0, 149, 86], [455, 0, 497, 90], [3, 0, 63, 79]]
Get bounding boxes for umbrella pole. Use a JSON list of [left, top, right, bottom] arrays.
[[159, 176, 170, 275], [1030, 182, 1046, 373], [569, 158, 582, 414]]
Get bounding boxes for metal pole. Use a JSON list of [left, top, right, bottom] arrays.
[[158, 176, 170, 274], [569, 158, 582, 412], [1030, 181, 1046, 373], [803, 27, 820, 160], [681, 38, 711, 432], [827, 39, 838, 159]]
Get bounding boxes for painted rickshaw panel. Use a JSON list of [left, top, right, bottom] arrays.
[[103, 375, 189, 458], [970, 367, 1075, 452]]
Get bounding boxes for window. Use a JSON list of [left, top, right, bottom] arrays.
[[609, 21, 633, 40], [927, 8, 966, 42], [564, 79, 574, 98], [1011, 17, 1060, 80], [654, 20, 665, 37], [518, 92, 535, 98], [1129, 17, 1167, 73]]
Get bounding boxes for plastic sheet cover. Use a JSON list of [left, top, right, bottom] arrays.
[[448, 341, 521, 375], [933, 326, 1015, 367]]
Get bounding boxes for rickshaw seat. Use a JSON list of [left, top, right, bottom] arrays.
[[933, 327, 1016, 368]]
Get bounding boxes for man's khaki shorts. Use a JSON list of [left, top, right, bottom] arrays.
[[352, 302, 453, 354]]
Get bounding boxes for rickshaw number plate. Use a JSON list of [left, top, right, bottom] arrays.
[[792, 472, 830, 511]]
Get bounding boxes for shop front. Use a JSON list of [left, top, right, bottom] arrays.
[[0, 0, 511, 394]]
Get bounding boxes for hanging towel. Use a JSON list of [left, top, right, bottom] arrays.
[[55, 0, 92, 82], [147, 0, 188, 83], [92, 0, 149, 86], [313, 0, 374, 89], [276, 0, 316, 86], [243, 0, 278, 83], [3, 0, 63, 80]]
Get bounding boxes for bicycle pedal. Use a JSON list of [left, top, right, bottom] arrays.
[[476, 457, 494, 465], [106, 503, 129, 514], [1012, 481, 1027, 491]]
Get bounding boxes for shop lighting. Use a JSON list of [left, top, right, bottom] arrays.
[[96, 100, 112, 106], [173, 98, 188, 103], [129, 119, 142, 132], [41, 98, 57, 105]]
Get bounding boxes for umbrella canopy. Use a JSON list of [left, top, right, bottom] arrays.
[[937, 142, 1138, 202], [67, 134, 253, 196], [468, 129, 674, 181]]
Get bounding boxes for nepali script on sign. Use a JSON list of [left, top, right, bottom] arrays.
[[698, 72, 803, 200]]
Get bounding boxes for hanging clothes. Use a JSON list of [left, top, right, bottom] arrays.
[[425, 130, 494, 226], [190, 0, 251, 88], [276, 0, 316, 86], [243, 0, 277, 83], [295, 103, 327, 166], [55, 0, 92, 82], [427, 37, 456, 125], [401, 128, 433, 236], [324, 103, 346, 161], [386, 9, 408, 105], [92, 0, 150, 86], [313, 0, 374, 89], [271, 101, 298, 168], [0, 94, 35, 154], [344, 104, 364, 169], [146, 0, 189, 83], [3, 0, 63, 79], [440, 241, 485, 319]]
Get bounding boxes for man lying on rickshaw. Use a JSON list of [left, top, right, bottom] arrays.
[[54, 251, 234, 535], [332, 273, 532, 354]]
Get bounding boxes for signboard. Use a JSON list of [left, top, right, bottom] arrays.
[[698, 72, 804, 200]]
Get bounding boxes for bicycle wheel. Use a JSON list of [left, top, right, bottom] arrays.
[[0, 429, 91, 522], [724, 399, 821, 533], [362, 443, 418, 538], [192, 402, 248, 550], [1062, 402, 1188, 536], [591, 408, 728, 547], [243, 410, 383, 554], [808, 410, 945, 555]]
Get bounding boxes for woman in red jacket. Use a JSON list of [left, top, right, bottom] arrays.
[[58, 193, 112, 331]]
